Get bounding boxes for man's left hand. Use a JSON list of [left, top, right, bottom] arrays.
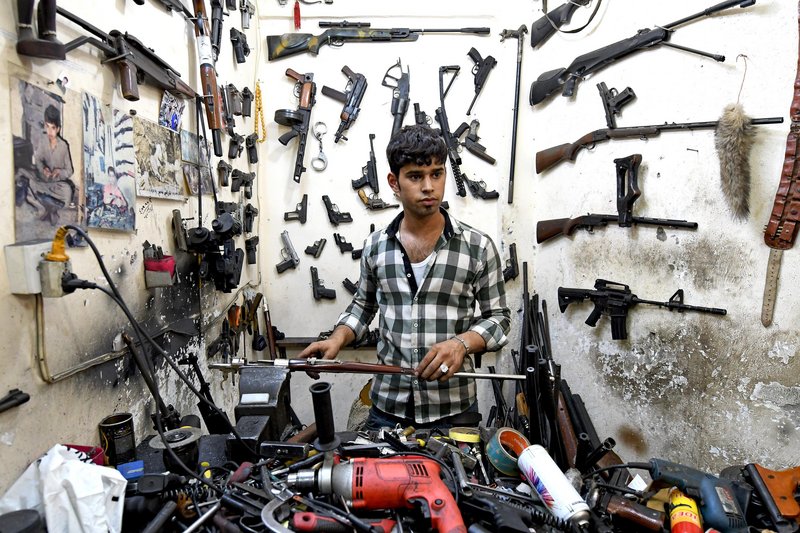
[[416, 338, 468, 382]]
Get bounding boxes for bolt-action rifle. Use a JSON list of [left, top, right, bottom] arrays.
[[536, 154, 698, 243], [435, 66, 499, 200], [191, 0, 225, 156], [55, 7, 195, 103], [530, 0, 758, 106], [267, 24, 490, 61], [535, 115, 783, 173], [274, 69, 316, 183], [382, 58, 410, 138], [558, 279, 727, 340], [321, 65, 368, 143]]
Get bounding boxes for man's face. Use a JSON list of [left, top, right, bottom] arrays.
[[388, 159, 446, 218], [44, 121, 59, 141]]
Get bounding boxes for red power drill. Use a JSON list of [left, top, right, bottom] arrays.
[[288, 456, 466, 533]]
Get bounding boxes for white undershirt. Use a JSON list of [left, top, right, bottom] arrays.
[[410, 252, 435, 286]]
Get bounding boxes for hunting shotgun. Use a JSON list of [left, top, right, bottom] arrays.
[[535, 116, 783, 173]]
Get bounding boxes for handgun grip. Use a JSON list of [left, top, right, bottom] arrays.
[[278, 130, 298, 145], [276, 257, 296, 273], [467, 46, 481, 64], [117, 58, 141, 101]]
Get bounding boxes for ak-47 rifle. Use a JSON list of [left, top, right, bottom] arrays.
[[530, 0, 758, 106], [536, 115, 784, 173], [536, 154, 698, 243], [435, 66, 499, 200], [274, 69, 316, 183], [55, 7, 195, 102], [191, 0, 225, 157], [322, 66, 368, 143], [382, 58, 410, 138], [558, 279, 727, 340], [267, 24, 490, 61]]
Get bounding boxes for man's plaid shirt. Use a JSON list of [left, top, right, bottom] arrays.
[[336, 208, 510, 423]]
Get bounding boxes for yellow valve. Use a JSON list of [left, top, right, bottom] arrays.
[[44, 226, 70, 262]]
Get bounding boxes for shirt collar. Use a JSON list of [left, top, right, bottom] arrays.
[[385, 206, 458, 239]]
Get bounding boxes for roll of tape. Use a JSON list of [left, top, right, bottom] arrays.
[[486, 427, 530, 476], [449, 427, 481, 444]]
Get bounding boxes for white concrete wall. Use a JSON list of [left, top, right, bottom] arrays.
[[0, 0, 797, 493]]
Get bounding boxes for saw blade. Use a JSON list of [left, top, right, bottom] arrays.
[[761, 248, 783, 327]]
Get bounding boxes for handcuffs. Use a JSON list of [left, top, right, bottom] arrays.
[[311, 121, 328, 171]]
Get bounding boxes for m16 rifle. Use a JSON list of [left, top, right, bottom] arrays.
[[530, 0, 758, 106], [435, 66, 499, 200], [558, 279, 727, 340], [274, 69, 316, 183], [536, 154, 698, 243], [466, 47, 497, 115], [382, 58, 410, 138], [322, 66, 368, 143], [351, 134, 379, 193], [55, 7, 195, 102], [267, 24, 490, 61]]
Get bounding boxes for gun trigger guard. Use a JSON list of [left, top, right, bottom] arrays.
[[330, 38, 344, 47]]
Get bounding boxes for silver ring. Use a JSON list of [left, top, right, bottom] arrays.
[[439, 363, 449, 374]]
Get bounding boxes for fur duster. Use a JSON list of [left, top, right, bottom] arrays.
[[714, 103, 756, 219]]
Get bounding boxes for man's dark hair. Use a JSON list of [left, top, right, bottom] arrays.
[[386, 125, 447, 175], [44, 104, 61, 129]]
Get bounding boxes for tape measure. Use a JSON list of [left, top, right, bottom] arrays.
[[449, 427, 481, 444]]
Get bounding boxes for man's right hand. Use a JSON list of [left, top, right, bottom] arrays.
[[296, 325, 355, 378]]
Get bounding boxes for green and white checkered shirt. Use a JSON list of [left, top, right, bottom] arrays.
[[337, 208, 510, 423]]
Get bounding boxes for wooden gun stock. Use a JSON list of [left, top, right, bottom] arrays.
[[535, 131, 597, 173], [555, 390, 578, 469]]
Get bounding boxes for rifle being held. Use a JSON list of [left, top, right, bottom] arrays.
[[435, 66, 499, 200], [537, 154, 698, 243], [56, 7, 195, 103], [267, 24, 490, 61], [382, 58, 410, 138], [536, 115, 783, 173], [558, 279, 727, 340], [274, 69, 316, 183], [322, 65, 368, 143], [530, 0, 758, 106]]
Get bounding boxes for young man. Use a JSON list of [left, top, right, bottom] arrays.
[[298, 125, 510, 430], [31, 104, 75, 224]]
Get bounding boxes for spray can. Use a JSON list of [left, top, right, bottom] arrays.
[[669, 487, 703, 533], [518, 444, 591, 526]]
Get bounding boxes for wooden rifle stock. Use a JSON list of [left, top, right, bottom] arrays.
[[555, 389, 578, 469], [537, 215, 615, 243], [193, 0, 225, 156], [535, 131, 598, 173]]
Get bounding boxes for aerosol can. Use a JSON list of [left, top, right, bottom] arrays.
[[518, 444, 591, 527]]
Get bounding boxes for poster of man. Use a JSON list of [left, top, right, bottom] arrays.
[[133, 115, 182, 200], [12, 78, 83, 242], [83, 92, 136, 231]]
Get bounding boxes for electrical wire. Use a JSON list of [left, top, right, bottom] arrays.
[[581, 462, 650, 479], [63, 225, 260, 457]]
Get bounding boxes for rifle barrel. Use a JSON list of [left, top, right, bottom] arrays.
[[412, 28, 491, 34], [635, 298, 728, 315], [664, 0, 756, 30]]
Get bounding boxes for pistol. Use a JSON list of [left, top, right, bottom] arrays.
[[276, 230, 299, 273]]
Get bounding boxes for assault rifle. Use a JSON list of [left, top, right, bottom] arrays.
[[267, 25, 490, 61], [435, 66, 499, 200], [558, 279, 727, 340], [536, 115, 784, 173], [530, 0, 758, 106], [274, 69, 316, 183], [322, 65, 368, 143], [56, 7, 195, 102], [382, 58, 410, 138], [351, 134, 379, 193], [537, 154, 698, 243]]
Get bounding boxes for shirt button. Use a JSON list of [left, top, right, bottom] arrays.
[[413, 323, 418, 328], [413, 379, 419, 386], [406, 273, 411, 277], [414, 297, 418, 302]]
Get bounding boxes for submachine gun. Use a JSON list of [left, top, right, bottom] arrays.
[[321, 65, 368, 143], [275, 69, 316, 183]]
